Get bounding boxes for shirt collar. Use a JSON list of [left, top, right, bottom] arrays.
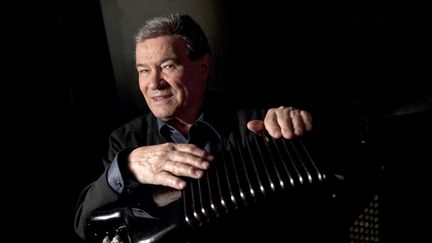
[[156, 113, 222, 142]]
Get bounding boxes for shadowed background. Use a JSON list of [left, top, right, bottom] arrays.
[[18, 0, 430, 242]]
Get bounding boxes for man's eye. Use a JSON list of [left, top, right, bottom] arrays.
[[139, 69, 150, 74], [163, 64, 174, 70]]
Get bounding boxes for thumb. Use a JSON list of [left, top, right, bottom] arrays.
[[247, 120, 265, 134]]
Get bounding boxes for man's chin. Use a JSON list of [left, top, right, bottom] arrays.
[[153, 112, 174, 121], [150, 107, 173, 118]]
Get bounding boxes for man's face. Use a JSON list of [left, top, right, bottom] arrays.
[[136, 35, 210, 123]]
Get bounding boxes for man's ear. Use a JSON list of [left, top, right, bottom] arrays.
[[199, 54, 212, 78]]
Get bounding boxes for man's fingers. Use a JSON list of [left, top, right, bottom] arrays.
[[275, 108, 294, 139], [300, 110, 313, 131], [163, 160, 205, 179], [289, 109, 305, 136], [155, 162, 205, 189], [173, 143, 214, 161], [169, 150, 211, 169], [154, 171, 187, 189], [248, 107, 312, 139], [247, 120, 266, 134]]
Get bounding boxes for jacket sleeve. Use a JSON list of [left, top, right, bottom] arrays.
[[74, 116, 160, 240], [74, 128, 130, 239], [74, 168, 120, 239]]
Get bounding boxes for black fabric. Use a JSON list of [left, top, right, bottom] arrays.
[[188, 121, 219, 149], [74, 94, 338, 242], [74, 95, 265, 239]]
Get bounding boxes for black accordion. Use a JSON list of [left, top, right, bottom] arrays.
[[88, 133, 334, 243]]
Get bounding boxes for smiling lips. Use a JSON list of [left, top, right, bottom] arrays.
[[152, 94, 172, 102]]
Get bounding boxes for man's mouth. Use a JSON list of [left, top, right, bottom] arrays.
[[152, 94, 172, 101]]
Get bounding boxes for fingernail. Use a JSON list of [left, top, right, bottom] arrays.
[[201, 162, 210, 169], [272, 131, 281, 139], [295, 129, 303, 136], [195, 170, 203, 178], [178, 181, 186, 189]]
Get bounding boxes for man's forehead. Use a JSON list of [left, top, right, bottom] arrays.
[[135, 36, 188, 64]]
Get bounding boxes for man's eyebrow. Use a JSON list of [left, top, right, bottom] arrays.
[[136, 57, 177, 68], [136, 63, 148, 68], [160, 57, 177, 64]]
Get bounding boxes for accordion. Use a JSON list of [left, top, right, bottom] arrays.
[[88, 134, 331, 243]]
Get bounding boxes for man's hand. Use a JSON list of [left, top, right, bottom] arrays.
[[247, 106, 312, 139], [127, 143, 214, 190]]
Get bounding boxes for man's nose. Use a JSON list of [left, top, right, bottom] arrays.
[[149, 71, 166, 89]]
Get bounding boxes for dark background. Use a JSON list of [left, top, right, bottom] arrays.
[[11, 0, 430, 242]]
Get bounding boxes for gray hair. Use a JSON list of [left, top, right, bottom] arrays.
[[135, 13, 211, 61]]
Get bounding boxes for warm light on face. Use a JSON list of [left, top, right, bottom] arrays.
[[135, 35, 209, 124]]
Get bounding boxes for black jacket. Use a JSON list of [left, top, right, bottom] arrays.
[[74, 96, 338, 243], [74, 95, 266, 240]]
